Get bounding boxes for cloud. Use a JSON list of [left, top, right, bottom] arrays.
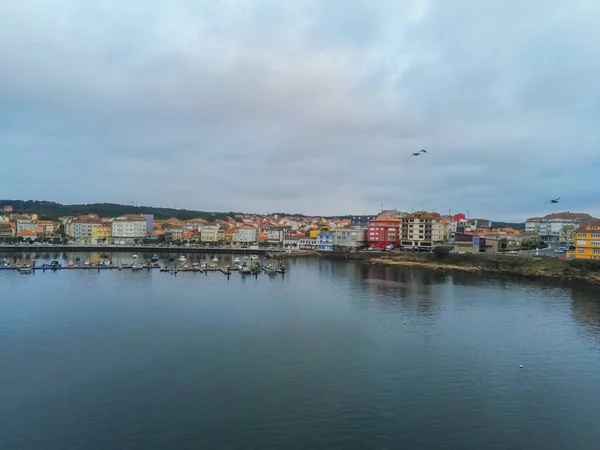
[[0, 0, 598, 220]]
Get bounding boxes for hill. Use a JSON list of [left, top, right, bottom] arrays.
[[0, 200, 236, 221]]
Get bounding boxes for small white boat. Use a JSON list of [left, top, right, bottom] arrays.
[[179, 255, 186, 262], [132, 263, 143, 271], [233, 257, 240, 264], [250, 255, 258, 261], [212, 257, 219, 263], [133, 254, 139, 259], [18, 264, 33, 273]]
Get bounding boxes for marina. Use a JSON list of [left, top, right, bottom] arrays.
[[0, 251, 286, 277]]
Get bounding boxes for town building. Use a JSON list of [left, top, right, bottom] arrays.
[[468, 218, 492, 229], [400, 211, 445, 249], [66, 215, 103, 241], [282, 236, 303, 248], [534, 212, 593, 243], [453, 233, 501, 253], [16, 219, 37, 235], [0, 222, 14, 239], [377, 209, 406, 220], [299, 237, 317, 250], [573, 221, 600, 260], [237, 225, 258, 246], [350, 215, 377, 226], [91, 226, 112, 244], [3, 205, 13, 213], [524, 217, 542, 233], [141, 214, 154, 234], [200, 224, 220, 244], [367, 218, 401, 249], [316, 231, 333, 251], [266, 225, 292, 244], [36, 220, 55, 237], [111, 215, 147, 243], [332, 228, 367, 250]]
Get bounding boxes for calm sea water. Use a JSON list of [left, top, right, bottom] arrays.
[[1, 252, 600, 450]]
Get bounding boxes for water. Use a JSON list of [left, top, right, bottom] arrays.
[[2, 253, 600, 449]]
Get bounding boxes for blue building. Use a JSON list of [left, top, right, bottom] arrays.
[[316, 232, 333, 251]]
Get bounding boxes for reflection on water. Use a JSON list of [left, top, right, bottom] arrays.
[[2, 253, 600, 450], [0, 250, 267, 267]]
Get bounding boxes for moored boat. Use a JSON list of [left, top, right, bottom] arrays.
[[18, 264, 33, 273]]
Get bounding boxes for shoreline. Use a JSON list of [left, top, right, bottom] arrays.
[[320, 251, 600, 285]]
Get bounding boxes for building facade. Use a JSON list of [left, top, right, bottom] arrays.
[[525, 217, 542, 234], [573, 221, 600, 259], [316, 232, 333, 251], [266, 225, 291, 244], [367, 218, 401, 249], [534, 212, 592, 243], [332, 228, 367, 250], [453, 233, 500, 253], [237, 226, 257, 245], [67, 215, 103, 240], [111, 215, 147, 243], [200, 224, 220, 243], [91, 226, 112, 244], [16, 219, 37, 235], [36, 220, 55, 237], [0, 222, 14, 239], [400, 211, 445, 248]]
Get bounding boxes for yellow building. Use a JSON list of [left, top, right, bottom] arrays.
[[309, 227, 329, 238], [573, 221, 600, 260], [91, 226, 112, 244]]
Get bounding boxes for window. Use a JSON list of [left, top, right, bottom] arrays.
[[578, 248, 585, 253], [594, 249, 600, 254], [591, 241, 600, 246]]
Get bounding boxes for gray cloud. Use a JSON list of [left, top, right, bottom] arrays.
[[0, 0, 598, 220]]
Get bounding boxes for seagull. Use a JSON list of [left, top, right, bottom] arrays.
[[409, 149, 427, 158], [546, 197, 561, 204]]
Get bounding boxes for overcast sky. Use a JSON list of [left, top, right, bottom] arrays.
[[1, 0, 598, 220]]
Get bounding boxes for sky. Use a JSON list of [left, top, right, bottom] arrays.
[[1, 0, 599, 220]]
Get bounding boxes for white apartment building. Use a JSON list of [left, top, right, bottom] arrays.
[[237, 226, 257, 245], [525, 217, 542, 233], [532, 212, 592, 243], [112, 215, 147, 242]]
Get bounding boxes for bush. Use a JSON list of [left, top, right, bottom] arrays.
[[433, 246, 451, 257]]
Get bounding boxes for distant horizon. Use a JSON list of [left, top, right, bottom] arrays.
[[1, 198, 577, 224]]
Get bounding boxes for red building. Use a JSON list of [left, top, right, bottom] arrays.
[[367, 218, 401, 249]]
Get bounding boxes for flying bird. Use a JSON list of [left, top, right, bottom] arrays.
[[546, 198, 561, 204], [409, 149, 428, 158]]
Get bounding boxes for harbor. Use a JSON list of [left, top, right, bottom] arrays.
[[0, 253, 286, 277]]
